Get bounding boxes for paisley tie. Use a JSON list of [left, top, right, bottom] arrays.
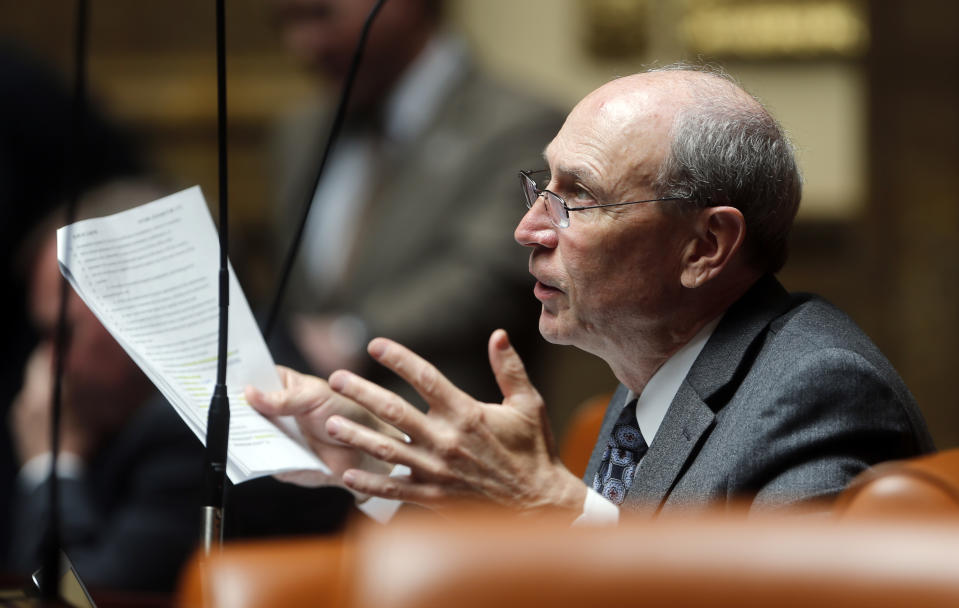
[[592, 399, 647, 505]]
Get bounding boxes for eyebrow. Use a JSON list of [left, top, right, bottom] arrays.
[[548, 163, 613, 202], [541, 149, 592, 183], [540, 145, 617, 201]]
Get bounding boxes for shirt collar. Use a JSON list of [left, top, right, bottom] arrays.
[[382, 31, 467, 144], [626, 316, 722, 445]]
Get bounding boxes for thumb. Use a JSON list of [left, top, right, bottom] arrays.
[[244, 385, 279, 415], [488, 329, 539, 406]]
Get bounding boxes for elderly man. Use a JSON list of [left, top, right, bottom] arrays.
[[248, 66, 933, 521]]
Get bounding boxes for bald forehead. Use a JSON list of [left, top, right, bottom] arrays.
[[582, 72, 682, 111], [545, 72, 698, 166], [544, 70, 758, 183], [571, 74, 676, 135], [543, 73, 687, 192], [580, 70, 755, 121]]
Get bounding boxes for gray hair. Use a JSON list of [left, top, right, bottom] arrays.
[[650, 64, 802, 273]]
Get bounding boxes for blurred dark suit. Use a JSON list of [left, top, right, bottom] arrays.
[[0, 41, 142, 567], [8, 396, 204, 592], [272, 42, 564, 405]]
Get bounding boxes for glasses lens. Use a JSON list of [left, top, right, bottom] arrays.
[[520, 173, 538, 208], [520, 171, 568, 228], [544, 192, 569, 228]]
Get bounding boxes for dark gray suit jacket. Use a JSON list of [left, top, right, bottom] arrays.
[[584, 275, 934, 516], [270, 58, 564, 405]]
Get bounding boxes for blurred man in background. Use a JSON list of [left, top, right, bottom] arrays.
[[6, 183, 205, 592], [267, 0, 563, 405], [0, 42, 144, 560]]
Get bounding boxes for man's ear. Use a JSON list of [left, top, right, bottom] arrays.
[[680, 206, 746, 288]]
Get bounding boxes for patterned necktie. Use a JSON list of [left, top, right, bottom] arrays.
[[592, 399, 647, 505]]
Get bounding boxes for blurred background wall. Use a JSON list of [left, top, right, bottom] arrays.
[[0, 0, 955, 448]]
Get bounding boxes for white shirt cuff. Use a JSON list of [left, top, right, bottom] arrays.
[[572, 487, 620, 527], [18, 452, 86, 492], [356, 464, 409, 524]]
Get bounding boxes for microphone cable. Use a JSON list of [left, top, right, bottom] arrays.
[[42, 0, 89, 599], [262, 0, 390, 340]]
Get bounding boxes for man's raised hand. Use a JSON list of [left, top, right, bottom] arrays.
[[325, 329, 587, 515], [244, 366, 397, 492]]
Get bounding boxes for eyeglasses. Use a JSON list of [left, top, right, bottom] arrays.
[[519, 169, 691, 229]]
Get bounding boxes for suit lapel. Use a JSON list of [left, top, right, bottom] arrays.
[[684, 275, 790, 402], [624, 382, 714, 515], [622, 275, 793, 514]]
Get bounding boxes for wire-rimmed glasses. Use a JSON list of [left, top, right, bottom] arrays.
[[519, 169, 691, 229]]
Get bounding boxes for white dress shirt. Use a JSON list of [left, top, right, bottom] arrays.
[[18, 451, 86, 492], [300, 33, 467, 291], [574, 317, 721, 526]]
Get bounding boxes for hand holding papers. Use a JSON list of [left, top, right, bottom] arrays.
[[56, 186, 329, 483]]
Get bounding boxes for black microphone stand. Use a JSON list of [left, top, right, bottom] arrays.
[[202, 0, 230, 554], [202, 0, 390, 553], [40, 0, 88, 601]]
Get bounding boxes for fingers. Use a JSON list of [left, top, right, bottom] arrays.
[[487, 329, 539, 404], [367, 338, 468, 411], [244, 365, 334, 417], [328, 369, 429, 439], [341, 468, 448, 505], [273, 470, 338, 489], [326, 414, 433, 474]]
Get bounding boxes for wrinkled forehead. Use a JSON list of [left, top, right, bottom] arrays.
[[544, 80, 678, 192]]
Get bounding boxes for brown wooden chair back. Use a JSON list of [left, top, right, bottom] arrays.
[[834, 448, 959, 517]]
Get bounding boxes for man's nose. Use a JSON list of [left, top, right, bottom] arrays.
[[514, 197, 558, 249]]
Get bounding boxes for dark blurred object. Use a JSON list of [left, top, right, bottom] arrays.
[[8, 396, 205, 593], [225, 481, 354, 539], [0, 41, 142, 573]]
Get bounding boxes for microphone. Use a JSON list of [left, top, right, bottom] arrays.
[[202, 0, 231, 554], [203, 0, 389, 555], [41, 0, 89, 600], [262, 0, 390, 341]]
